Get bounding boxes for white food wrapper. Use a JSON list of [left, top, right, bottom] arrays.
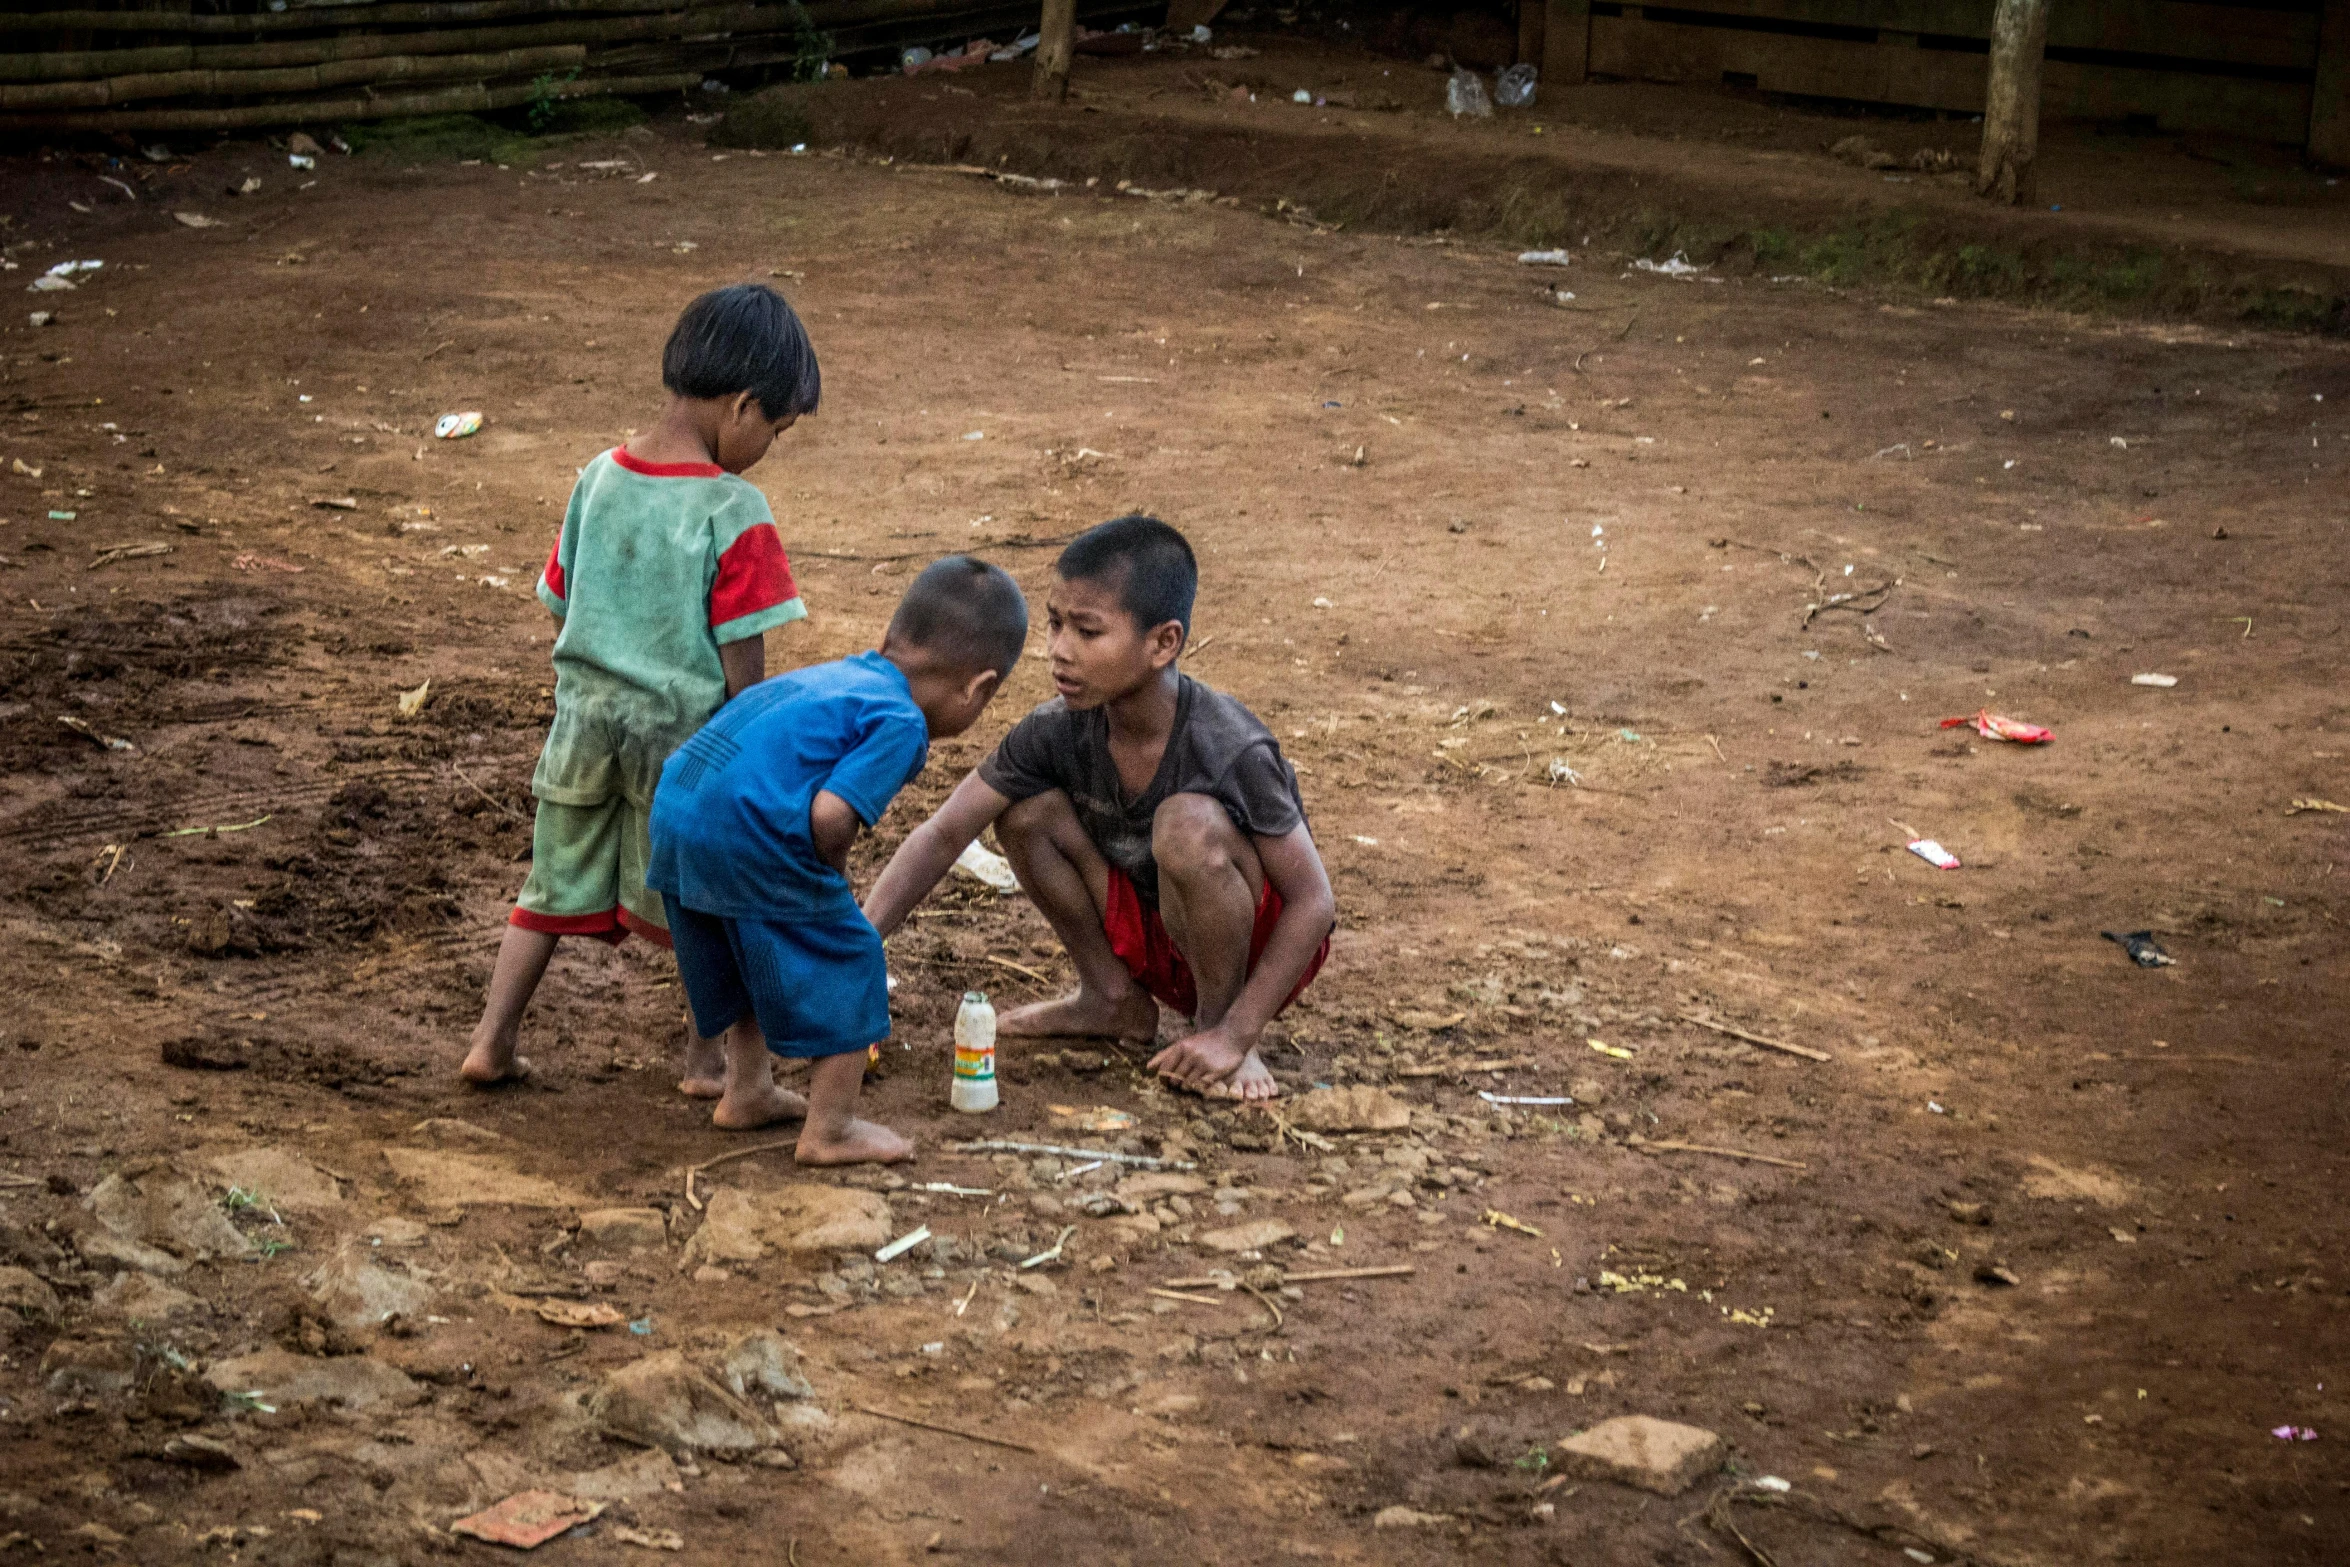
[[952, 839, 1020, 891], [1907, 838, 1961, 870]]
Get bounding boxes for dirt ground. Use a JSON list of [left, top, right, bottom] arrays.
[[2, 47, 2348, 1567]]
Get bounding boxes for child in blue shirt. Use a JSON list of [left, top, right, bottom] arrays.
[[648, 556, 1029, 1164]]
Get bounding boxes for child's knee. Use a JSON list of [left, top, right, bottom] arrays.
[[1151, 793, 1241, 871], [998, 789, 1070, 844]]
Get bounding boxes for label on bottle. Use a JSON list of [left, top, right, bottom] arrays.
[[953, 1044, 995, 1082]]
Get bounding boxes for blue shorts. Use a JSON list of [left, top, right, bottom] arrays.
[[662, 897, 889, 1059]]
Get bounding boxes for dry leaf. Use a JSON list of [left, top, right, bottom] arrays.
[[534, 1299, 626, 1330], [396, 679, 431, 719]]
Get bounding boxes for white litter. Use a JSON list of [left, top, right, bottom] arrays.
[[1753, 1476, 1793, 1493], [1907, 839, 1961, 870], [952, 839, 1020, 891], [1633, 252, 1708, 277], [2130, 672, 2178, 688], [874, 1225, 932, 1264], [1518, 249, 1572, 266], [1293, 88, 1312, 103], [1479, 1091, 1574, 1107]]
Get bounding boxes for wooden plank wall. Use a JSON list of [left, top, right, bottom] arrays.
[[1541, 0, 2336, 152]]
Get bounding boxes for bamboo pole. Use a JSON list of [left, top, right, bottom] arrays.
[[0, 68, 699, 133], [0, 2, 680, 35], [0, 44, 591, 111], [0, 4, 794, 84]]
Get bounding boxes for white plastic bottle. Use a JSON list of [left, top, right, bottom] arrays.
[[950, 991, 998, 1113]]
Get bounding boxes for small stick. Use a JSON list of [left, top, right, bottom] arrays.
[[1149, 1287, 1223, 1306], [450, 764, 526, 822], [955, 1140, 1194, 1170], [1677, 1012, 1831, 1063], [953, 1279, 982, 1317], [1636, 1140, 1808, 1170], [983, 953, 1050, 985], [163, 814, 272, 838], [849, 1403, 1038, 1455], [1185, 633, 1218, 658], [1160, 1265, 1414, 1288], [682, 1139, 798, 1211], [1241, 1282, 1284, 1328], [1706, 734, 1726, 764], [1019, 1224, 1077, 1270]]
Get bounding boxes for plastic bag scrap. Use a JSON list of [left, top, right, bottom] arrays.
[[1446, 68, 1493, 118], [1494, 63, 1538, 108], [2101, 930, 2175, 968], [1940, 710, 2052, 744], [1633, 252, 1708, 277], [1907, 839, 1961, 870]]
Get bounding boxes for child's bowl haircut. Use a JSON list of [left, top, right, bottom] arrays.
[[1056, 514, 1197, 636], [662, 282, 822, 420], [887, 555, 1031, 677]]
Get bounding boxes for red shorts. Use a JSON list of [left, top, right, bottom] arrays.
[[1102, 867, 1330, 1020]]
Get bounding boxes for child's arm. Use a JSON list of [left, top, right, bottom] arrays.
[[809, 789, 861, 874], [861, 771, 1013, 939], [1150, 823, 1336, 1090], [719, 634, 764, 699]]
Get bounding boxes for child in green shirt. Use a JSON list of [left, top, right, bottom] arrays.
[[461, 284, 818, 1087]]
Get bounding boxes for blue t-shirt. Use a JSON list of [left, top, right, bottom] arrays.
[[647, 651, 930, 922]]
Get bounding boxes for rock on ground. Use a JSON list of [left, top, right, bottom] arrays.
[[204, 1348, 422, 1411], [85, 1160, 253, 1261], [0, 1266, 58, 1316], [1288, 1086, 1411, 1133], [1199, 1218, 1296, 1254], [303, 1244, 435, 1329], [681, 1185, 891, 1266], [590, 1351, 780, 1455], [565, 1447, 682, 1502], [206, 1147, 344, 1212], [1373, 1506, 1452, 1528], [720, 1329, 814, 1401], [1114, 1172, 1207, 1202], [42, 1337, 139, 1397], [380, 1146, 583, 1209], [579, 1207, 669, 1249], [91, 1271, 202, 1321], [1556, 1415, 1723, 1496]]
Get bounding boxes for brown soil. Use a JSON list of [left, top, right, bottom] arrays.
[[1, 60, 2347, 1567]]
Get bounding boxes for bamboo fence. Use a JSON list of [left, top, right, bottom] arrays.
[[1, 0, 1151, 134]]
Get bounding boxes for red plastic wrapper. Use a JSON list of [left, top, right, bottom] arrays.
[[1940, 710, 2052, 744]]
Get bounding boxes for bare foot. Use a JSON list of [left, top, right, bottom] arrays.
[[712, 1083, 808, 1131], [1000, 985, 1158, 1043], [1202, 1048, 1280, 1102], [459, 1040, 532, 1086], [796, 1118, 915, 1165]]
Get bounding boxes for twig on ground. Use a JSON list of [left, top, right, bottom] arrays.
[[983, 953, 1050, 985], [800, 533, 1078, 565], [450, 765, 527, 822], [954, 1140, 1193, 1169], [1677, 1012, 1831, 1063], [1632, 1139, 1808, 1170], [683, 1140, 798, 1210], [1240, 1281, 1284, 1329], [849, 1403, 1038, 1454]]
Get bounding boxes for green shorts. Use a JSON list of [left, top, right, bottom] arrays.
[[509, 796, 669, 947]]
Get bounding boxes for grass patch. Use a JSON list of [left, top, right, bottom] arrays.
[[340, 98, 647, 166], [711, 87, 815, 150]]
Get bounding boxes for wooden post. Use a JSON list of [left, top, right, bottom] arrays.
[[1541, 0, 1588, 88], [1033, 0, 1074, 101], [2314, 0, 2350, 167], [1975, 0, 2051, 204]]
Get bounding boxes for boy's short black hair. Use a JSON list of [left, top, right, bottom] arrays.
[[662, 283, 821, 420], [888, 556, 1030, 678], [1055, 514, 1197, 638]]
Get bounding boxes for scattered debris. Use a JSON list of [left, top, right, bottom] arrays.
[[1907, 839, 1961, 870], [1445, 68, 1493, 117], [1940, 710, 2052, 744], [173, 211, 222, 228], [1518, 249, 1572, 267], [1048, 1105, 1136, 1133], [2129, 672, 2178, 688], [954, 1140, 1194, 1170], [86, 542, 172, 571], [2101, 930, 2175, 968], [1633, 252, 1708, 277], [875, 1224, 933, 1264], [536, 1299, 628, 1329], [451, 1492, 605, 1550], [58, 715, 135, 752], [1479, 1091, 1574, 1106], [2271, 1424, 2319, 1441], [1482, 1209, 1542, 1237], [434, 411, 484, 440], [1678, 1011, 1832, 1062], [2285, 798, 2347, 815], [1020, 1223, 1079, 1268], [396, 679, 432, 718], [1630, 1138, 1809, 1171], [951, 839, 1020, 890]]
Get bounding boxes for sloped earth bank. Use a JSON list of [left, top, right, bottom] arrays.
[[0, 104, 2345, 1567], [722, 36, 2350, 334]]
